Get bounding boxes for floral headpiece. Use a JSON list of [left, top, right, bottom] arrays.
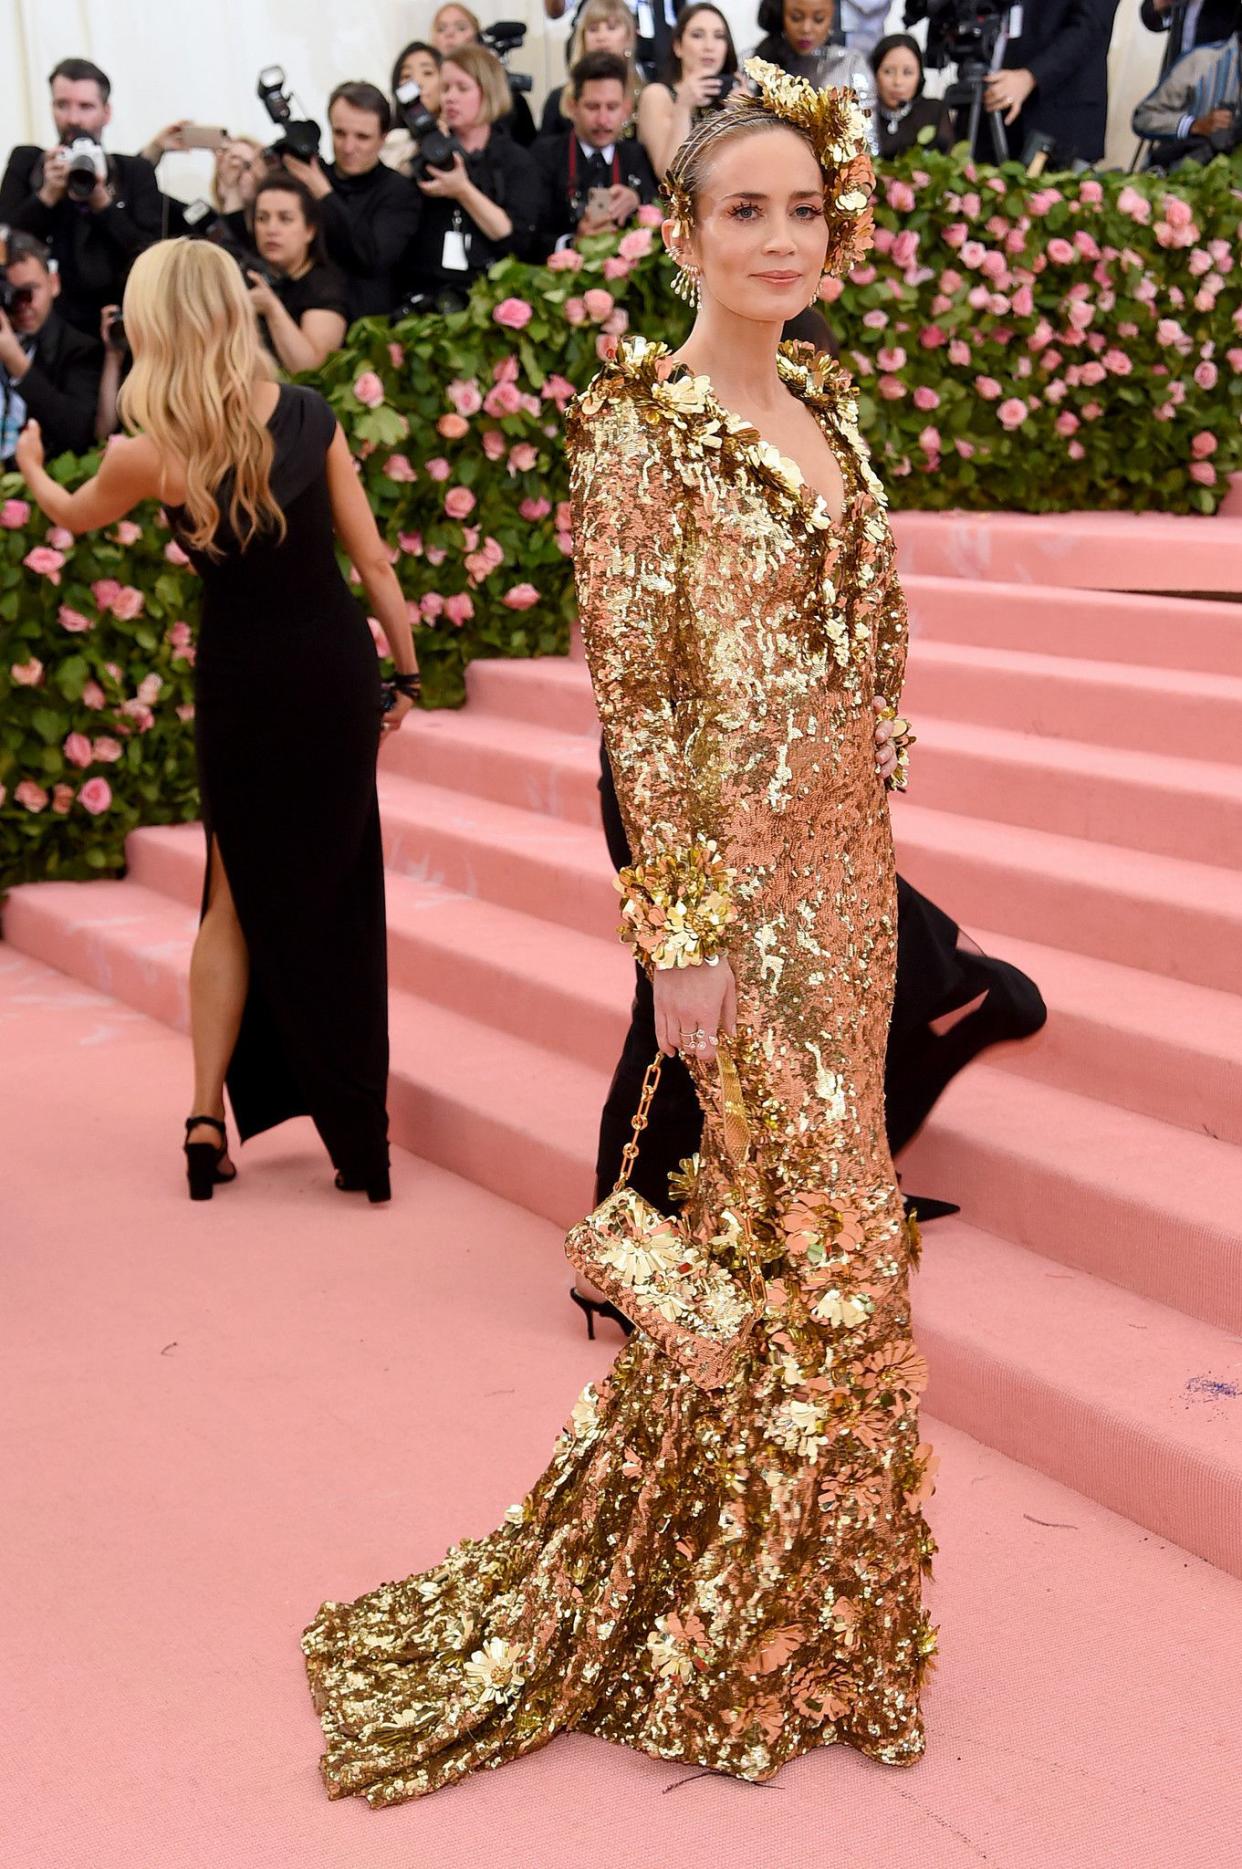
[[662, 56, 875, 292]]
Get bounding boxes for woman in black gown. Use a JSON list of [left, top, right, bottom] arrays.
[[15, 239, 421, 1202]]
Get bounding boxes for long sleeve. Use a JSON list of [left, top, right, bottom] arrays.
[[568, 388, 736, 968], [0, 148, 51, 236], [92, 156, 163, 259], [20, 328, 101, 457], [1019, 0, 1119, 97]]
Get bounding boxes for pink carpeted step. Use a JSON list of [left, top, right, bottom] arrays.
[[383, 708, 602, 826], [909, 716, 1242, 866], [902, 640, 1242, 761], [904, 574, 1242, 673], [466, 656, 600, 736], [2, 879, 193, 1032], [893, 509, 1242, 595], [903, 1063, 1242, 1334], [915, 1218, 1242, 1578], [966, 928, 1242, 1147], [894, 799, 1242, 992]]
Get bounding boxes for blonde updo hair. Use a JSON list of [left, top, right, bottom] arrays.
[[439, 43, 513, 126], [118, 240, 285, 558]]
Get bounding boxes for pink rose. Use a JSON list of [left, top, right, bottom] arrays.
[[92, 736, 123, 762], [980, 250, 1008, 281], [564, 296, 587, 326], [602, 255, 631, 281], [120, 699, 154, 731], [1191, 432, 1217, 459], [582, 287, 614, 322], [444, 486, 477, 520], [948, 339, 972, 366], [15, 780, 48, 812], [167, 620, 193, 651], [877, 376, 906, 400], [448, 378, 483, 416], [164, 539, 190, 567], [556, 530, 573, 556], [493, 296, 534, 329], [78, 777, 112, 815], [91, 578, 122, 611], [1081, 401, 1102, 421], [1080, 179, 1103, 205], [960, 240, 986, 269], [919, 324, 946, 350], [51, 783, 74, 815], [508, 443, 538, 473], [82, 679, 106, 709], [954, 439, 975, 459], [24, 546, 65, 583], [602, 307, 629, 337], [1, 498, 30, 528], [483, 381, 524, 417], [425, 457, 452, 482], [388, 342, 406, 370], [420, 592, 445, 621], [912, 385, 941, 411], [1162, 195, 1194, 230], [636, 202, 663, 226], [481, 429, 507, 462], [111, 586, 144, 620], [891, 229, 920, 270], [114, 520, 143, 545], [399, 530, 423, 555], [444, 592, 475, 626], [942, 222, 967, 249], [1102, 349, 1132, 376], [426, 546, 446, 569], [818, 275, 844, 304], [918, 426, 941, 455], [1228, 349, 1242, 374], [997, 398, 1028, 429], [617, 226, 653, 262], [886, 180, 915, 212], [546, 246, 584, 272], [502, 583, 540, 610], [175, 703, 195, 723], [493, 356, 520, 385], [47, 526, 74, 550], [1117, 185, 1150, 223], [1079, 361, 1107, 386], [58, 605, 93, 633], [1055, 411, 1080, 437], [1046, 238, 1075, 264], [877, 346, 906, 372], [861, 308, 888, 330], [519, 496, 552, 520], [63, 731, 94, 768], [384, 452, 418, 480], [464, 552, 492, 583], [137, 674, 162, 705], [542, 374, 575, 409], [1190, 462, 1217, 487], [354, 372, 384, 409], [1194, 361, 1218, 390], [849, 264, 877, 286], [974, 376, 1002, 400]]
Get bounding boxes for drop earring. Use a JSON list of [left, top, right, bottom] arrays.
[[672, 263, 701, 307]]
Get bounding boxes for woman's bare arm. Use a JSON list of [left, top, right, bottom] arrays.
[[16, 424, 163, 533], [324, 422, 419, 680]]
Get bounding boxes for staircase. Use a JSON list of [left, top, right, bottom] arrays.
[[7, 545, 1242, 1583]]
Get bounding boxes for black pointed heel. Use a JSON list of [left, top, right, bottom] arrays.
[[569, 1283, 635, 1340], [334, 1169, 392, 1204], [184, 1114, 235, 1202]]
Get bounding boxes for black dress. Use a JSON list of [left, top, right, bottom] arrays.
[[170, 384, 390, 1190]]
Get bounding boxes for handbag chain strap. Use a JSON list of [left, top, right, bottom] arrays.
[[613, 1040, 767, 1316]]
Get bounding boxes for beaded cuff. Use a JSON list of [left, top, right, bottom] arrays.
[[616, 834, 738, 970]]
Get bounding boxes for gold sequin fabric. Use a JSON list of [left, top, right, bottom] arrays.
[[301, 335, 937, 1807]]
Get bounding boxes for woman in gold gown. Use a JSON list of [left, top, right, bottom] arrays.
[[302, 59, 937, 1806]]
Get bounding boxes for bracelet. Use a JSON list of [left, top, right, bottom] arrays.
[[878, 706, 916, 791], [390, 669, 422, 700], [617, 832, 738, 971]]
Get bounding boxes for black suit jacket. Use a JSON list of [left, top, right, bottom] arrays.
[[531, 132, 658, 252], [1001, 0, 1122, 161], [1139, 0, 1240, 62], [0, 148, 164, 338], [1, 311, 102, 462]]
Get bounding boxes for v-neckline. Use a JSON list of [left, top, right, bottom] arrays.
[[655, 350, 855, 536]]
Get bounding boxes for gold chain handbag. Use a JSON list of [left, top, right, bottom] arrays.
[[564, 1041, 767, 1392]]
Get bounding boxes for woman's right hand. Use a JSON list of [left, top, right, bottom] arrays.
[[675, 72, 723, 111], [379, 692, 415, 741], [652, 957, 737, 1062]]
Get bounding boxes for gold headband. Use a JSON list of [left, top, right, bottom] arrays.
[[662, 56, 875, 284]]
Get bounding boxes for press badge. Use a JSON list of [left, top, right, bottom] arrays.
[[1008, 6, 1023, 33], [442, 225, 469, 270]]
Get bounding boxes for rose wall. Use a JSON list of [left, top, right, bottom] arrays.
[[3, 151, 1240, 890]]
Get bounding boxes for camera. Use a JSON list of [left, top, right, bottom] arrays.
[[61, 133, 107, 203], [0, 269, 36, 318], [911, 0, 1007, 72], [481, 21, 534, 95], [183, 199, 283, 291], [397, 81, 466, 181], [256, 66, 322, 164], [104, 307, 128, 353]]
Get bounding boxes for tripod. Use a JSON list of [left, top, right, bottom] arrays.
[[946, 58, 1011, 163]]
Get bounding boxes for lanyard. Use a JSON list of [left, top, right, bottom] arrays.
[[567, 138, 621, 191]]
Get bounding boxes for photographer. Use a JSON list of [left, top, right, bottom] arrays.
[[544, 0, 683, 85], [384, 43, 443, 173], [1140, 0, 1240, 65], [279, 81, 419, 322], [540, 0, 641, 134], [977, 0, 1120, 164], [401, 46, 544, 306], [1132, 26, 1241, 163], [245, 176, 348, 373], [534, 52, 657, 251], [431, 6, 540, 145], [637, 4, 743, 175], [0, 234, 101, 465], [0, 58, 163, 339]]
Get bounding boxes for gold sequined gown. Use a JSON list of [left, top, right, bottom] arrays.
[[302, 336, 938, 1805]]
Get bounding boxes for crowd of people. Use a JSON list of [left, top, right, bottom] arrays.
[[1, 1, 1239, 471]]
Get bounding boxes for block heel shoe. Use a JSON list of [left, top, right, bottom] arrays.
[[183, 1114, 237, 1202], [334, 1169, 392, 1204]]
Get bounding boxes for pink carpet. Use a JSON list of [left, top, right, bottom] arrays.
[[3, 950, 1241, 1869]]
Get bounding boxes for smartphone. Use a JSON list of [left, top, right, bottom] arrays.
[[586, 185, 613, 216], [181, 125, 229, 151]]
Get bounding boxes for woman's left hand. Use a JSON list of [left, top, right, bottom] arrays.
[[380, 692, 415, 740], [417, 153, 469, 200], [873, 696, 898, 783], [14, 419, 44, 479]]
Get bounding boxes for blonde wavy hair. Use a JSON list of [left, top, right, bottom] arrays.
[[118, 239, 284, 558], [563, 0, 638, 111]]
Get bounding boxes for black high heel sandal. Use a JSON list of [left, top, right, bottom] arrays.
[[184, 1115, 236, 1202], [569, 1283, 635, 1340], [334, 1169, 392, 1205]]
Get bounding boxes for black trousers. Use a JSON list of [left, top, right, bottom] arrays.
[[593, 743, 1046, 1212]]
